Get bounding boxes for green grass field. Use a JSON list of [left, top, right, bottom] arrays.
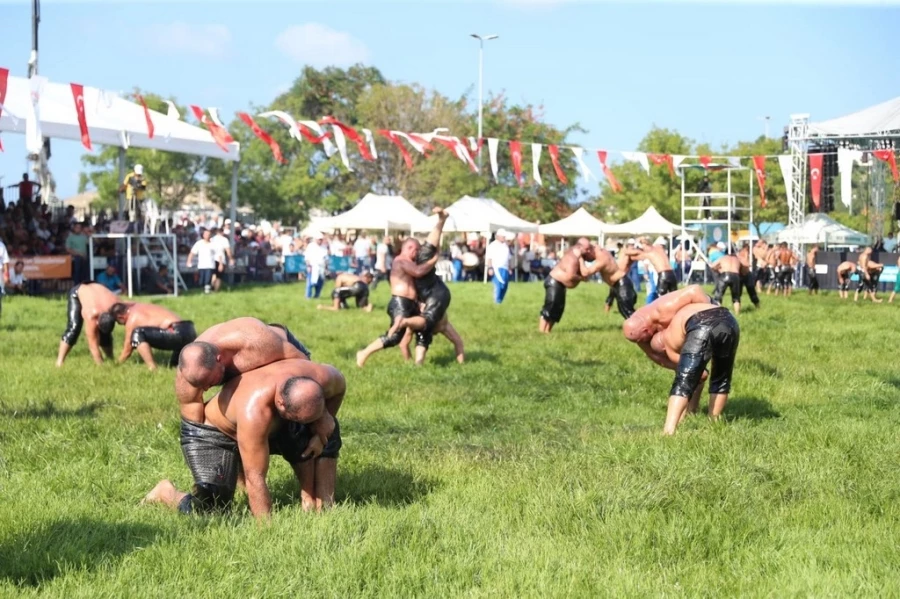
[[1, 280, 899, 597]]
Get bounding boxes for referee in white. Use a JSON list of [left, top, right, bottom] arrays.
[[486, 229, 512, 304]]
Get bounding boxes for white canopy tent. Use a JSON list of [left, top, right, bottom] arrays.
[[603, 206, 681, 237], [538, 207, 606, 238], [808, 95, 900, 138], [316, 193, 433, 233], [775, 213, 869, 247], [0, 71, 241, 296], [414, 195, 539, 234]]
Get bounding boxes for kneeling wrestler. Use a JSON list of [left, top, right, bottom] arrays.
[[318, 271, 374, 312], [144, 359, 345, 518], [101, 301, 197, 370]]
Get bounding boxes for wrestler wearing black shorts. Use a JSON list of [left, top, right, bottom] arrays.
[[807, 267, 819, 292], [656, 270, 678, 296], [741, 271, 760, 308], [61, 282, 113, 352], [380, 296, 419, 348], [130, 321, 198, 367], [713, 272, 742, 305], [611, 276, 637, 319], [669, 307, 740, 401], [414, 242, 451, 349], [332, 281, 370, 309], [779, 266, 794, 289], [541, 276, 567, 324], [838, 268, 854, 292], [177, 416, 341, 514], [268, 322, 312, 359]]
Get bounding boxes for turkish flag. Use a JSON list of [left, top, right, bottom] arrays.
[[0, 67, 8, 152], [548, 145, 568, 184], [136, 94, 155, 139], [809, 153, 823, 210], [648, 153, 674, 177], [70, 83, 92, 151], [873, 150, 899, 183], [319, 116, 374, 161], [190, 105, 232, 153], [597, 150, 623, 193], [377, 130, 414, 169], [238, 112, 286, 164], [752, 155, 767, 208], [699, 155, 712, 169], [509, 140, 524, 185]]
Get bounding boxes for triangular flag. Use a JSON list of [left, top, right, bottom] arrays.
[[531, 143, 543, 186], [778, 155, 794, 207], [377, 130, 414, 169], [328, 122, 353, 171], [70, 83, 92, 151], [548, 145, 567, 184], [320, 116, 374, 161], [0, 67, 9, 152], [487, 138, 500, 182], [362, 128, 378, 160], [809, 153, 823, 211], [597, 150, 622, 193], [837, 148, 863, 208], [238, 111, 286, 164], [298, 120, 337, 156], [509, 140, 524, 185], [648, 153, 674, 177], [621, 151, 650, 174], [135, 94, 154, 139], [391, 131, 432, 156], [671, 155, 687, 174], [699, 155, 712, 169], [571, 147, 595, 182], [727, 157, 742, 168], [190, 105, 231, 153]]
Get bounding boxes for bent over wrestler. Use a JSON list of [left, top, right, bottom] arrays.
[[56, 281, 119, 367], [837, 261, 857, 300], [101, 301, 197, 370], [711, 254, 743, 314], [318, 271, 374, 312], [144, 359, 345, 519], [645, 302, 740, 435], [175, 317, 312, 424]]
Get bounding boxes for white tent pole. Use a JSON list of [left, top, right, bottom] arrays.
[[483, 233, 489, 283], [229, 161, 238, 285], [116, 147, 127, 220], [126, 234, 133, 298]]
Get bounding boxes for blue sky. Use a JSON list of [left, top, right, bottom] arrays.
[[0, 0, 897, 200]]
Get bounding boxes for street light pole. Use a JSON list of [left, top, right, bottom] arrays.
[[471, 33, 498, 173], [757, 115, 771, 139]]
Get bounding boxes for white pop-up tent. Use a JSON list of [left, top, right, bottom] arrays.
[[317, 193, 433, 233], [414, 195, 539, 233], [538, 206, 606, 238], [808, 95, 900, 138], [776, 213, 869, 247], [603, 206, 681, 237]]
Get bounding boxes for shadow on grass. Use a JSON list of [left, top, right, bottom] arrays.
[[0, 518, 159, 587], [336, 465, 437, 507], [563, 324, 619, 334], [881, 376, 900, 390], [0, 400, 106, 419], [432, 350, 497, 367], [743, 359, 782, 379], [725, 396, 781, 421]]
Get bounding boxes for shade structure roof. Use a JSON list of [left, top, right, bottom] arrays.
[[603, 206, 681, 237], [413, 195, 538, 233], [775, 213, 869, 246], [537, 206, 606, 237], [317, 193, 433, 232], [807, 96, 900, 138], [0, 72, 240, 161]]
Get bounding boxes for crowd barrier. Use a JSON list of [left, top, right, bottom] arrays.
[[284, 255, 353, 274]]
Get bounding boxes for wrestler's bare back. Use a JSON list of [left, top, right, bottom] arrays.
[[388, 259, 419, 300], [642, 246, 673, 272], [714, 255, 742, 273], [548, 249, 587, 288], [653, 303, 718, 362], [197, 317, 308, 375], [80, 284, 119, 320], [127, 303, 184, 329]]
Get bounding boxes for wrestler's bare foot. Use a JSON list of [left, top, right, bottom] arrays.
[[363, 304, 374, 312], [457, 354, 465, 364], [142, 479, 176, 505], [316, 305, 326, 310]]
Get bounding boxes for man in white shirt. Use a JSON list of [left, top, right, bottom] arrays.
[[353, 235, 371, 274], [0, 238, 9, 318], [304, 233, 329, 299], [186, 228, 216, 294], [329, 234, 347, 258], [486, 230, 512, 304], [211, 228, 234, 292], [374, 235, 392, 289]]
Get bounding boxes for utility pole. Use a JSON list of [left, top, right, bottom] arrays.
[[27, 0, 54, 205], [470, 33, 498, 173]]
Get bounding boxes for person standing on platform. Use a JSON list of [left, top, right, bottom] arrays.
[[119, 164, 147, 223], [486, 230, 512, 304]]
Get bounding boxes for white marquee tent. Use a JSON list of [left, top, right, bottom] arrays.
[[537, 206, 606, 238], [603, 206, 681, 237], [414, 195, 538, 234], [808, 95, 900, 138], [775, 213, 869, 247], [316, 193, 433, 233]]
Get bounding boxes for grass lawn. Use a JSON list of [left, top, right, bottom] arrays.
[[0, 279, 899, 597]]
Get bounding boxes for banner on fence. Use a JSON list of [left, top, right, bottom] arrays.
[[22, 255, 72, 279]]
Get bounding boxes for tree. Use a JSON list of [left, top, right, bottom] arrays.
[[78, 90, 207, 212]]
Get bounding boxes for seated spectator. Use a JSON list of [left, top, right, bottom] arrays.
[[96, 264, 124, 294], [7, 261, 27, 294], [144, 265, 172, 294]]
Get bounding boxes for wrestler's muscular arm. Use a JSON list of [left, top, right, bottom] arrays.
[[639, 338, 679, 371], [394, 252, 440, 279], [236, 391, 276, 520], [426, 208, 449, 246], [117, 315, 138, 363], [83, 317, 105, 365], [175, 372, 205, 421], [305, 365, 346, 459]]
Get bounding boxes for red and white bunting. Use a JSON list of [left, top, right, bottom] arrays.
[[751, 155, 767, 208], [598, 150, 623, 193], [531, 143, 542, 186], [238, 111, 286, 164], [0, 67, 9, 151], [362, 128, 378, 160], [298, 119, 337, 156], [70, 83, 92, 151], [699, 155, 712, 169], [321, 116, 374, 161], [671, 155, 687, 172], [487, 138, 500, 182], [648, 153, 674, 177], [873, 149, 899, 183], [190, 105, 231, 153], [135, 94, 154, 139], [548, 145, 567, 184], [621, 151, 649, 174], [509, 140, 524, 185], [809, 153, 823, 210], [377, 130, 414, 168], [571, 147, 594, 182]]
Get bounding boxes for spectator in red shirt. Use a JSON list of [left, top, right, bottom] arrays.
[[17, 174, 41, 203]]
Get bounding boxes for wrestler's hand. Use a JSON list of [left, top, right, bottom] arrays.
[[604, 303, 611, 313], [301, 435, 325, 461]]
